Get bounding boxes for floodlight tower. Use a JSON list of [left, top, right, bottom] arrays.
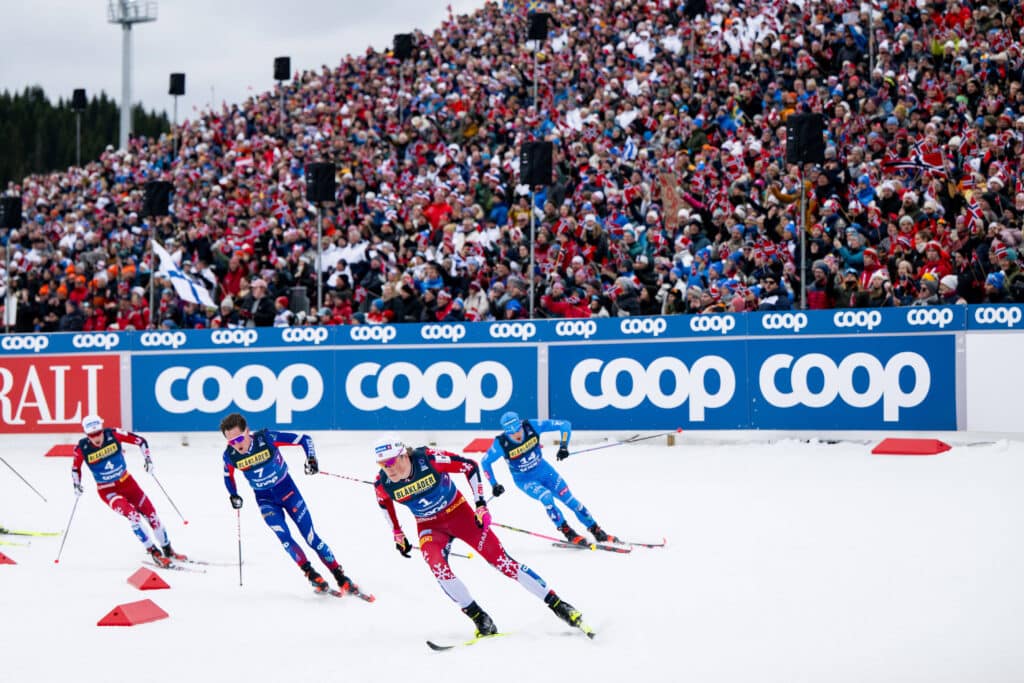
[[108, 0, 158, 150]]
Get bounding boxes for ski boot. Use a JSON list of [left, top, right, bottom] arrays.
[[587, 523, 618, 544], [559, 522, 588, 546], [300, 561, 329, 592], [331, 566, 358, 594], [162, 543, 188, 562], [545, 591, 583, 628], [461, 601, 498, 637], [147, 545, 171, 568]]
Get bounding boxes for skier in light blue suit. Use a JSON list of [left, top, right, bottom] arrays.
[[482, 411, 617, 546]]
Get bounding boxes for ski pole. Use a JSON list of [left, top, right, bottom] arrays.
[[319, 470, 374, 485], [0, 455, 48, 502], [491, 521, 567, 545], [54, 496, 81, 564], [149, 472, 189, 525], [236, 508, 243, 587], [568, 428, 682, 457]]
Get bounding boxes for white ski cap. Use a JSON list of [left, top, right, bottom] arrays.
[[82, 415, 103, 434], [372, 434, 405, 463]]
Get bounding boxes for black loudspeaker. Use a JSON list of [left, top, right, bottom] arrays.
[[290, 286, 310, 315], [520, 141, 553, 186], [169, 73, 185, 96], [72, 89, 87, 111], [274, 56, 291, 81], [394, 34, 413, 61], [683, 0, 707, 19], [527, 12, 550, 41], [142, 181, 173, 217], [305, 163, 337, 203], [785, 113, 826, 165], [0, 196, 22, 229]]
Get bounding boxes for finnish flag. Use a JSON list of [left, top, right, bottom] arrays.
[[152, 240, 217, 308]]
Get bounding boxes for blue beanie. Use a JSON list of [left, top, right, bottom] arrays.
[[500, 411, 522, 435]]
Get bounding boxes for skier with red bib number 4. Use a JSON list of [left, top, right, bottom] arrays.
[[373, 434, 593, 639], [71, 415, 186, 567]]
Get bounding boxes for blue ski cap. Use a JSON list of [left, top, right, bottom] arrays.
[[500, 411, 522, 435]]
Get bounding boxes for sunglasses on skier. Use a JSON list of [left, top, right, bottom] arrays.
[[377, 455, 401, 468], [227, 433, 247, 446]]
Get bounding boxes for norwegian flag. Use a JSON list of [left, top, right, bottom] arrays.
[[958, 129, 975, 158], [965, 197, 984, 234]]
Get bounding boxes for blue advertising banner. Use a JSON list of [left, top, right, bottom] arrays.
[[547, 340, 750, 430], [132, 350, 336, 431], [0, 331, 124, 355], [966, 304, 1024, 330], [335, 346, 536, 430], [748, 335, 956, 430]]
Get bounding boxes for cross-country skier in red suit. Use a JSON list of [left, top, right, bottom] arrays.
[[71, 415, 185, 568], [373, 434, 592, 638]]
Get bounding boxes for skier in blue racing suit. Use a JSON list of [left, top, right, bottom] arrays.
[[482, 411, 617, 545]]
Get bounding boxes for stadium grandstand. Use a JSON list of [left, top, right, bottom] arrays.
[[3, 0, 1024, 333]]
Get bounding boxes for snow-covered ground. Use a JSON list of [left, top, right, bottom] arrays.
[[1, 431, 1022, 683]]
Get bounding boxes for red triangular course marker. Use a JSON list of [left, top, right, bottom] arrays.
[[871, 438, 952, 456], [463, 437, 493, 453], [0, 551, 16, 564], [97, 599, 169, 626], [127, 567, 170, 590], [45, 444, 77, 458]]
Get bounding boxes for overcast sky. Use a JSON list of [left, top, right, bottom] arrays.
[[1, 0, 486, 125]]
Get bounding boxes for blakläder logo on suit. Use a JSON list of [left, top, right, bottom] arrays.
[[761, 312, 808, 332], [154, 363, 323, 423], [689, 315, 735, 334], [421, 324, 466, 342], [0, 335, 49, 352], [554, 320, 597, 339], [488, 322, 537, 341], [72, 333, 121, 350], [569, 356, 735, 421], [905, 309, 954, 328], [345, 360, 512, 423], [282, 327, 329, 344], [139, 331, 187, 349], [211, 329, 258, 347], [974, 306, 1022, 327], [832, 310, 881, 330], [759, 352, 930, 421], [620, 318, 667, 336], [350, 326, 397, 343]]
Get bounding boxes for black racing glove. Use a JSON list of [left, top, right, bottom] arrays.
[[394, 531, 413, 558], [556, 445, 570, 461], [304, 456, 319, 475], [491, 483, 505, 497], [230, 494, 244, 509]]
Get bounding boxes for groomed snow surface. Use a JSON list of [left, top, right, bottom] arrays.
[[1, 431, 1022, 683]]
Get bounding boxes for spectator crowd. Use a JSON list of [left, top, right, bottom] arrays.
[[4, 0, 1024, 333]]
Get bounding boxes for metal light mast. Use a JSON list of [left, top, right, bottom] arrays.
[[108, 1, 157, 150]]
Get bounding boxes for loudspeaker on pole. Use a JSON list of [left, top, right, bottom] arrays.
[[785, 113, 826, 165], [305, 163, 337, 203], [527, 12, 550, 41], [520, 141, 553, 186], [393, 34, 413, 61], [72, 89, 87, 111], [274, 57, 291, 81], [0, 196, 23, 229], [142, 182, 173, 218], [168, 73, 185, 97]]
